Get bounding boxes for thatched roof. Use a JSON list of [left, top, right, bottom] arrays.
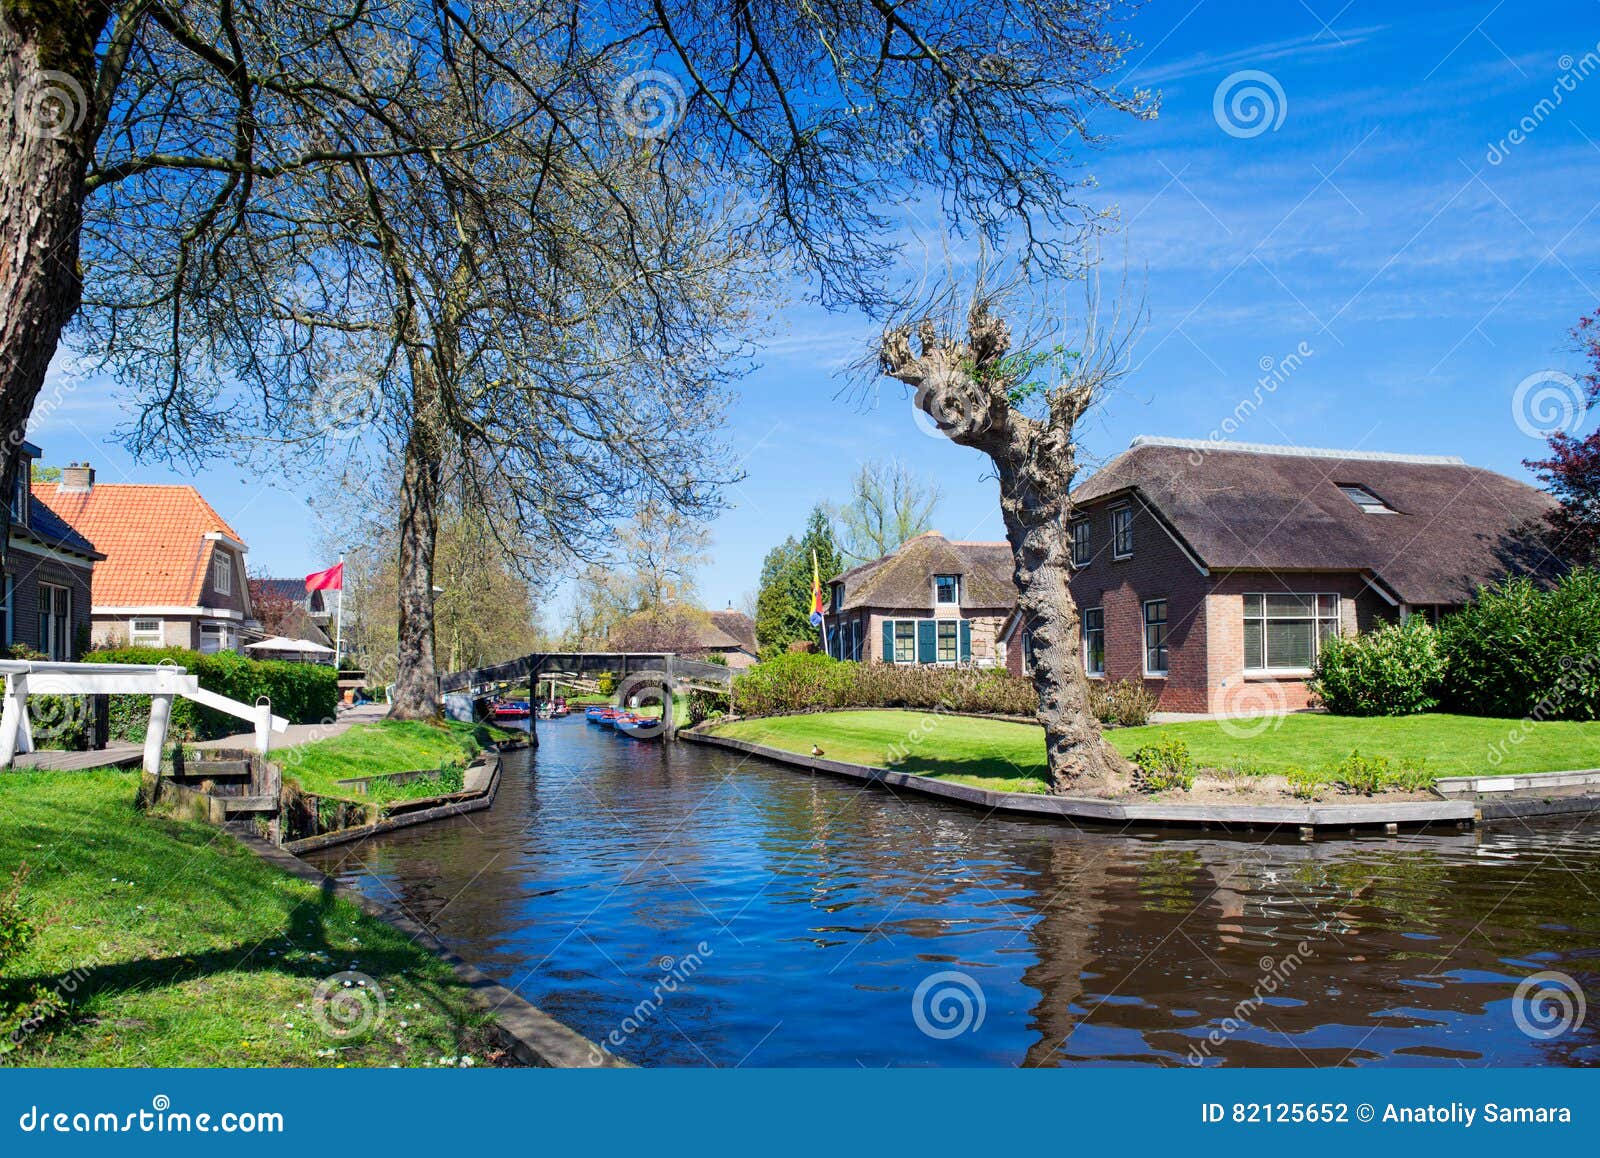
[[831, 532, 1013, 612], [706, 610, 757, 653], [1073, 436, 1558, 606]]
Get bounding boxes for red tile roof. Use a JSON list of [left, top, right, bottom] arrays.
[[33, 482, 246, 607]]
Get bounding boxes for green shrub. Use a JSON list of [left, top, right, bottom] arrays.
[[1089, 678, 1157, 727], [597, 672, 617, 697], [729, 653, 1038, 717], [1130, 737, 1195, 793], [1438, 570, 1600, 720], [1284, 765, 1320, 800], [88, 646, 338, 742], [1309, 618, 1445, 716], [1330, 750, 1388, 795]]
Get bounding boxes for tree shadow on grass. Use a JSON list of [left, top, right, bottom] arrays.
[[2, 877, 488, 1063], [888, 753, 1049, 790]]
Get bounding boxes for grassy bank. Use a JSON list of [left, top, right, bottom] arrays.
[[712, 710, 1600, 792], [276, 719, 511, 802], [0, 770, 498, 1067]]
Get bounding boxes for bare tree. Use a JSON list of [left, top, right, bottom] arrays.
[[833, 458, 943, 563], [879, 271, 1138, 794]]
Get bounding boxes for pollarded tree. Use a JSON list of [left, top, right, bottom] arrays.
[[878, 284, 1134, 794]]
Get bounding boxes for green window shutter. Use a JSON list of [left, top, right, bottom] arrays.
[[882, 619, 895, 664], [917, 620, 937, 664], [959, 619, 972, 663]]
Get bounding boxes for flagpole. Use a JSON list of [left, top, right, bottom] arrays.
[[334, 551, 345, 671]]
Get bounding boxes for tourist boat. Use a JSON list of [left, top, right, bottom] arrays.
[[586, 706, 622, 727], [490, 699, 531, 720], [613, 714, 661, 741], [550, 698, 570, 718]]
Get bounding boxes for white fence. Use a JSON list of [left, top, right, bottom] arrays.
[[0, 660, 289, 774]]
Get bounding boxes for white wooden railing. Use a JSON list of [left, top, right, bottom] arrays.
[[0, 660, 289, 774]]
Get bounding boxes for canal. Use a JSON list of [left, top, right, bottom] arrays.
[[305, 715, 1600, 1067]]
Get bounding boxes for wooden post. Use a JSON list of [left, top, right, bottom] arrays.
[[663, 655, 678, 742], [143, 694, 174, 775]]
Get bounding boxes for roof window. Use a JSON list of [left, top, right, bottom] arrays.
[[1338, 485, 1396, 514]]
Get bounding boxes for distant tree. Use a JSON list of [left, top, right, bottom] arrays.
[[28, 464, 59, 484], [754, 506, 842, 657], [832, 458, 942, 564], [1527, 310, 1600, 565], [564, 501, 711, 648], [248, 576, 299, 638]]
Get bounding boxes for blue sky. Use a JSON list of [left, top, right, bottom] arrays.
[[33, 0, 1600, 620]]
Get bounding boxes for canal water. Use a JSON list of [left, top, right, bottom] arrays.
[[305, 715, 1600, 1067]]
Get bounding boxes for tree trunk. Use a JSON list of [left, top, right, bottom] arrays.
[[389, 361, 443, 719], [881, 307, 1131, 795], [0, 1, 109, 559]]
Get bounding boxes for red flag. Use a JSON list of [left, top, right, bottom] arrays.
[[305, 562, 344, 592]]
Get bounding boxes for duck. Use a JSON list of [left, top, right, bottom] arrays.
[[811, 744, 825, 757]]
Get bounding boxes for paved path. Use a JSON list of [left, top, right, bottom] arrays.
[[195, 701, 391, 751]]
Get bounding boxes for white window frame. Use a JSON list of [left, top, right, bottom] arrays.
[[129, 617, 163, 647], [1142, 599, 1169, 677], [1070, 519, 1091, 567], [213, 551, 233, 595], [933, 575, 960, 605], [1081, 608, 1105, 677], [1242, 592, 1341, 675], [199, 621, 236, 655], [1111, 506, 1134, 559]]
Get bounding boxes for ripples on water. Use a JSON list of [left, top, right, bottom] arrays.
[[306, 717, 1600, 1067]]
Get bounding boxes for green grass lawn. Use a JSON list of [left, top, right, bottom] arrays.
[[275, 719, 510, 801], [0, 769, 498, 1067], [712, 710, 1600, 792]]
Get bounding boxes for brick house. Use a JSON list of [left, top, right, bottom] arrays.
[[825, 531, 1014, 666], [35, 466, 258, 653], [1002, 436, 1556, 713], [2, 442, 103, 659]]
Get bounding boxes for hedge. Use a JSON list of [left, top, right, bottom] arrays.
[[1309, 618, 1446, 716], [88, 646, 339, 743]]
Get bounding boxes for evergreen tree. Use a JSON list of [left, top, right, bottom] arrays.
[[754, 506, 843, 657]]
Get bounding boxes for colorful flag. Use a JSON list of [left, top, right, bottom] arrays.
[[305, 562, 345, 592], [809, 550, 826, 628]]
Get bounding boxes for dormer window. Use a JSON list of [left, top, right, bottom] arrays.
[[9, 466, 27, 526], [1338, 485, 1396, 514], [213, 551, 232, 595], [831, 583, 843, 612], [934, 575, 960, 605]]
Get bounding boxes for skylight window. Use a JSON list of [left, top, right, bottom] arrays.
[[1338, 485, 1396, 514]]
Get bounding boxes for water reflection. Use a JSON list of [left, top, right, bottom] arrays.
[[306, 716, 1600, 1067]]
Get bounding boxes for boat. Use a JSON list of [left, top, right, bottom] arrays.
[[584, 706, 608, 724], [490, 699, 531, 720], [550, 698, 570, 718], [586, 706, 622, 727], [614, 714, 662, 741]]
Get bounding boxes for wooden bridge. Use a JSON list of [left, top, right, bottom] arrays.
[[439, 652, 734, 740]]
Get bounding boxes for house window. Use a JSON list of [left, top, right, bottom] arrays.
[[130, 618, 163, 647], [1338, 485, 1395, 514], [934, 575, 960, 605], [213, 551, 232, 595], [1143, 600, 1168, 676], [893, 620, 916, 664], [0, 575, 12, 647], [1071, 520, 1091, 567], [37, 584, 70, 661], [1112, 507, 1134, 558], [199, 622, 236, 655], [1020, 629, 1037, 674], [937, 620, 959, 663], [1243, 593, 1341, 672], [1082, 608, 1105, 676], [9, 471, 25, 526], [831, 584, 843, 612]]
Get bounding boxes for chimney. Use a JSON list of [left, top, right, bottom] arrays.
[[60, 463, 94, 493]]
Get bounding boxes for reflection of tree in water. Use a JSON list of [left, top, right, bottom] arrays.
[[1007, 827, 1600, 1067]]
